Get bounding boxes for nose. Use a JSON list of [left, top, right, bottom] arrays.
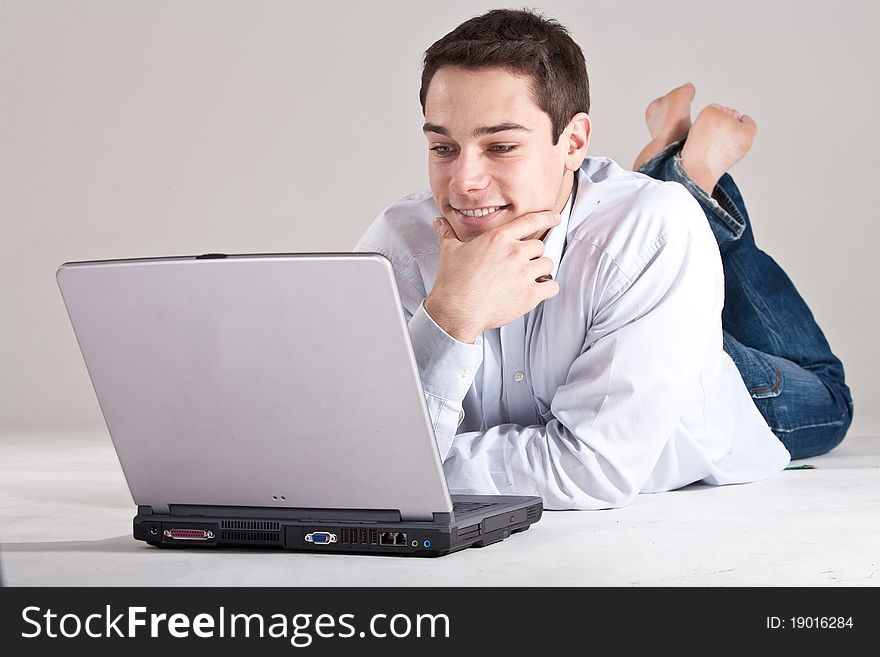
[[449, 150, 489, 194]]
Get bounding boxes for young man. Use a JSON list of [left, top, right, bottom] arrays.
[[355, 9, 852, 510]]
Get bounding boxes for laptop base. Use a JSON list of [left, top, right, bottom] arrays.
[[133, 495, 543, 558]]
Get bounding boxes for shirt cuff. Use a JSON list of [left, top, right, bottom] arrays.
[[408, 301, 483, 402]]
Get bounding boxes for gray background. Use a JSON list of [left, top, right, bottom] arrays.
[[1, 0, 876, 436]]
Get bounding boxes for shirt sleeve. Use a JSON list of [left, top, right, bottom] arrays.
[[404, 299, 483, 460], [353, 241, 483, 459], [441, 212, 722, 510]]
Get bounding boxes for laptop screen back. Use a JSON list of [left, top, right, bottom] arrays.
[[57, 254, 453, 521]]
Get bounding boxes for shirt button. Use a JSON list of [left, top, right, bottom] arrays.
[[514, 371, 524, 382], [461, 367, 473, 378]]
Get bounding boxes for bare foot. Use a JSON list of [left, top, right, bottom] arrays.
[[680, 104, 757, 194], [632, 82, 696, 170]]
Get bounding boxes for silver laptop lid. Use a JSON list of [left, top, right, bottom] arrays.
[[57, 253, 453, 521]]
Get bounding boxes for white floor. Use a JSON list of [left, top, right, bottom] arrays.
[[1, 431, 878, 586]]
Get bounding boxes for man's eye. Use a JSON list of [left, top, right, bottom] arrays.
[[430, 145, 454, 156], [489, 144, 517, 154]]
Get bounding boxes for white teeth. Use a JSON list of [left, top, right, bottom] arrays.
[[460, 206, 501, 217]]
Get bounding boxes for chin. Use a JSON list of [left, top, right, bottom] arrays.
[[446, 222, 476, 242]]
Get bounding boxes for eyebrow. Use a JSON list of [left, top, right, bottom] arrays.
[[422, 122, 533, 138]]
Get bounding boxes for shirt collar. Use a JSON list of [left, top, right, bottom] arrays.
[[542, 172, 580, 280]]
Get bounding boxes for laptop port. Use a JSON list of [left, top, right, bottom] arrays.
[[379, 532, 395, 546], [163, 529, 214, 541], [341, 528, 350, 544], [394, 532, 407, 546], [305, 531, 338, 545], [369, 529, 378, 544]]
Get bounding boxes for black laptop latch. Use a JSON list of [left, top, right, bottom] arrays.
[[195, 253, 228, 259]]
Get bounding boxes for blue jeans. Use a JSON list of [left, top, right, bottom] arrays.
[[636, 140, 853, 459]]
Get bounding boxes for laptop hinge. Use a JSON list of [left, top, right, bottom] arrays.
[[166, 504, 404, 522]]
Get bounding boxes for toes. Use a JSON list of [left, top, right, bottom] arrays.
[[705, 104, 746, 121], [697, 103, 721, 119]]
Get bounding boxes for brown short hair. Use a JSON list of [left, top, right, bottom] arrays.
[[419, 8, 590, 145]]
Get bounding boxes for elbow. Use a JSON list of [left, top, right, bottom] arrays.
[[537, 436, 644, 510]]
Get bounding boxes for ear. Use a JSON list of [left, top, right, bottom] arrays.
[[562, 112, 591, 171]]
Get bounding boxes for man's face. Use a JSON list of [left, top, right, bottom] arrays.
[[423, 66, 575, 242]]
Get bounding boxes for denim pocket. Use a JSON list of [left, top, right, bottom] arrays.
[[745, 359, 783, 399], [722, 333, 783, 399]]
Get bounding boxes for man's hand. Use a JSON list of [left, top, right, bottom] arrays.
[[424, 211, 561, 343]]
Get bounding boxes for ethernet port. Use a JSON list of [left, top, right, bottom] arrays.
[[394, 532, 407, 546], [379, 532, 395, 546]]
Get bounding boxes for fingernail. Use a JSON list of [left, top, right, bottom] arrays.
[[433, 218, 441, 229]]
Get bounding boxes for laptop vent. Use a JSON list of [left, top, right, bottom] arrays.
[[221, 520, 281, 531], [220, 520, 282, 544], [221, 530, 282, 544], [526, 504, 541, 521]]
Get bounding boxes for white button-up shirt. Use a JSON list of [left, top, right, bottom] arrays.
[[355, 156, 791, 510]]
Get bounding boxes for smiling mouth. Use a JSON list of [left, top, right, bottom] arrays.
[[453, 205, 510, 222]]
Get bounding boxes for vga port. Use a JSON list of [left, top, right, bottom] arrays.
[[304, 531, 338, 545]]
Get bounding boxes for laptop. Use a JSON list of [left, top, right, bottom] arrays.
[[56, 252, 543, 557]]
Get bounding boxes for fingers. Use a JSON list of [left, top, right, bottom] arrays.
[[519, 238, 546, 261], [534, 277, 560, 301], [433, 216, 461, 247], [530, 256, 559, 301], [499, 210, 561, 240], [528, 256, 555, 281]]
